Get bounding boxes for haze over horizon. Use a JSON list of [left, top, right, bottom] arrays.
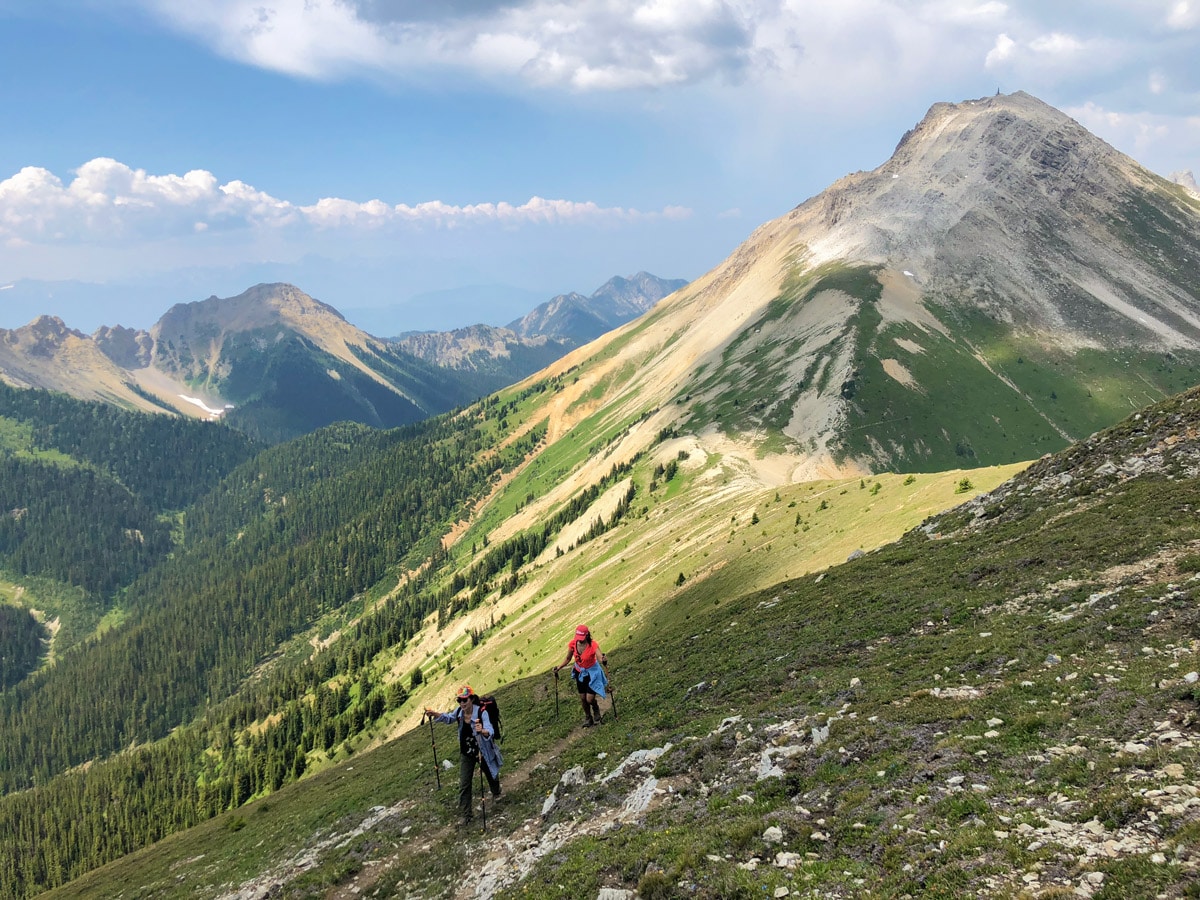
[[1, 1, 1197, 333]]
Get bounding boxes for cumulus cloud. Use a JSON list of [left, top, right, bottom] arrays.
[[0, 158, 682, 247], [136, 0, 1027, 95], [1068, 101, 1200, 167], [120, 0, 1199, 140], [140, 0, 760, 89], [985, 33, 1016, 66]]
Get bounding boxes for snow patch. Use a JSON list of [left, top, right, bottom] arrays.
[[179, 395, 233, 421]]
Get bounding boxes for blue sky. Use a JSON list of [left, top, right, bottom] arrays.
[[0, 0, 1197, 333]]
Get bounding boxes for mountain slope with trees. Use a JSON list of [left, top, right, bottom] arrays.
[[37, 373, 1200, 900], [0, 381, 260, 664]]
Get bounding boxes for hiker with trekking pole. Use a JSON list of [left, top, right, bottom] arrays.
[[552, 624, 610, 728], [425, 685, 502, 827]]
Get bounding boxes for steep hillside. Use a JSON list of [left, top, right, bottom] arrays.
[[516, 92, 1200, 482], [43, 379, 1200, 900]]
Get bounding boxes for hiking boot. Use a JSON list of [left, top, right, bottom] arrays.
[[582, 718, 595, 728]]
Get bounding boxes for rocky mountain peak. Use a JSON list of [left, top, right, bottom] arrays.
[[153, 283, 345, 339], [1, 315, 86, 357], [752, 90, 1200, 351], [508, 273, 686, 341], [801, 92, 1129, 264]]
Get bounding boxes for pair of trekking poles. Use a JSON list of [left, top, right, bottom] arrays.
[[419, 664, 619, 828], [421, 710, 492, 831], [553, 664, 617, 722]]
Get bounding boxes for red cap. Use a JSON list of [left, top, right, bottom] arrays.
[[575, 625, 590, 639]]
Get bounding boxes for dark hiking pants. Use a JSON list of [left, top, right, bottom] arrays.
[[458, 753, 500, 819]]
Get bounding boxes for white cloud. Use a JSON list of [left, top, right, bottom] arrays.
[[1068, 101, 1200, 171], [147, 0, 396, 79], [0, 158, 686, 248], [117, 0, 1197, 143], [1167, 1, 1199, 29], [985, 32, 1016, 66], [140, 0, 759, 89], [136, 0, 1017, 95], [1028, 31, 1084, 56]]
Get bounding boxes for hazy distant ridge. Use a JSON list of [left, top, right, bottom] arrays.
[[507, 271, 687, 341]]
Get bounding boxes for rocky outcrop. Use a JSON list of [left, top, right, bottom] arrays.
[[93, 324, 152, 369]]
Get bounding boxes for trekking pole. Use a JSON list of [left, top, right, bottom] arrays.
[[553, 668, 560, 720], [479, 761, 487, 832], [603, 664, 618, 722], [423, 711, 442, 790]]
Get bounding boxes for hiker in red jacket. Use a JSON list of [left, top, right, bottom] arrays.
[[553, 624, 609, 727]]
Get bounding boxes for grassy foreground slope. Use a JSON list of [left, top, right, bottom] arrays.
[[51, 389, 1200, 899]]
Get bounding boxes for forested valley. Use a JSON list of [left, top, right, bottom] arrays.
[[0, 382, 261, 649], [0, 377, 622, 898]]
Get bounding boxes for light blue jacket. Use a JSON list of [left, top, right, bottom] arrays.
[[431, 705, 503, 779], [574, 662, 608, 699]]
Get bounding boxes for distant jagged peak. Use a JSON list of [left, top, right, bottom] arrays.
[[93, 324, 153, 370], [1, 315, 88, 354], [591, 272, 687, 314], [508, 272, 687, 340], [1173, 170, 1199, 198]]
